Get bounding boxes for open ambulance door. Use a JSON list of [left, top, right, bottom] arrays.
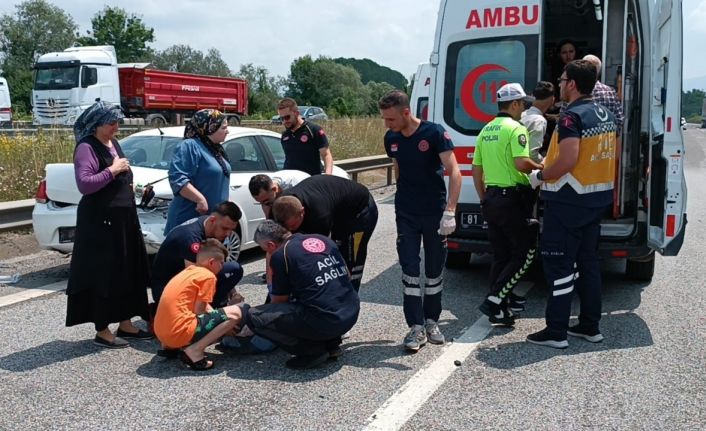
[[647, 0, 686, 257]]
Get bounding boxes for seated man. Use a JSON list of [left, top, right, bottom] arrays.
[[242, 220, 360, 369], [153, 239, 247, 371], [271, 175, 378, 292], [151, 201, 244, 308]]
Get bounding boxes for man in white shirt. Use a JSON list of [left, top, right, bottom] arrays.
[[520, 81, 555, 163]]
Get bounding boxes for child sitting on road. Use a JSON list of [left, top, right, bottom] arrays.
[[153, 238, 246, 371]]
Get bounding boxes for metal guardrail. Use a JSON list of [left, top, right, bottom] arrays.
[[0, 155, 393, 232]]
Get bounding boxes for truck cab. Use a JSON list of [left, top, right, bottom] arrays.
[[430, 0, 686, 281], [0, 77, 11, 126], [32, 45, 120, 125]]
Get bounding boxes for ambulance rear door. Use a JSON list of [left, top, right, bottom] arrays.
[[647, 0, 686, 256], [411, 63, 431, 120], [429, 0, 542, 250]]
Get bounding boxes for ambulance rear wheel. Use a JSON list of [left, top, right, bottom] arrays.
[[445, 251, 471, 269], [625, 252, 655, 282]]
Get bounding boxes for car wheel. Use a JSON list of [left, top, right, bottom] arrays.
[[224, 230, 242, 262], [227, 116, 241, 126], [625, 252, 655, 282]]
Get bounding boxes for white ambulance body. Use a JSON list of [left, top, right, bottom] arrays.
[[429, 0, 686, 281], [410, 63, 431, 120]]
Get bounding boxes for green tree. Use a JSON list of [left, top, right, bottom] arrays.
[[76, 6, 155, 62], [681, 89, 705, 119], [333, 57, 408, 90], [288, 55, 370, 116], [151, 45, 231, 76], [236, 63, 284, 116], [0, 0, 77, 114], [364, 81, 395, 115]]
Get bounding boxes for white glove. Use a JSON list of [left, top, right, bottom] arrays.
[[529, 170, 543, 189], [438, 210, 456, 235]]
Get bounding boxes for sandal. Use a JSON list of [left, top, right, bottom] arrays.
[[180, 351, 214, 371], [156, 348, 180, 359]]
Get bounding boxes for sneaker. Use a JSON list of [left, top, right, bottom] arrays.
[[508, 293, 526, 313], [567, 324, 604, 343], [285, 352, 329, 369], [526, 328, 569, 349], [403, 325, 427, 352], [479, 299, 516, 326], [424, 320, 445, 345]]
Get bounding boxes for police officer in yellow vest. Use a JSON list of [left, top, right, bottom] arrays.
[[472, 83, 544, 326], [526, 60, 617, 348]]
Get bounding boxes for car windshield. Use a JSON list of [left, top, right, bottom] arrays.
[[120, 135, 183, 170], [298, 107, 311, 115], [34, 66, 80, 90]]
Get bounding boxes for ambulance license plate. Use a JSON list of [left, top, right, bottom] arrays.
[[461, 212, 484, 228]]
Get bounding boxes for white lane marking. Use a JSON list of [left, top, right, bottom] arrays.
[[363, 281, 534, 431], [0, 280, 67, 308]]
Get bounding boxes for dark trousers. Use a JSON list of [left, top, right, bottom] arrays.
[[332, 194, 379, 293], [481, 186, 537, 302], [244, 303, 351, 356], [541, 200, 606, 336], [151, 261, 243, 308], [396, 210, 447, 327]]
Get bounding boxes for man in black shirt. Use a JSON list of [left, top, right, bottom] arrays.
[[271, 175, 378, 293], [277, 98, 333, 176], [242, 220, 360, 369]]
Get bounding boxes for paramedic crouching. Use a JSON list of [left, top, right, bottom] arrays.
[[241, 220, 360, 369]]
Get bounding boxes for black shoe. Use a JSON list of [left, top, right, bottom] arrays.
[[156, 348, 181, 359], [116, 328, 155, 340], [526, 328, 569, 349], [94, 335, 129, 349], [479, 299, 516, 326], [508, 293, 526, 313], [567, 324, 604, 343], [327, 346, 343, 360], [285, 352, 329, 369]]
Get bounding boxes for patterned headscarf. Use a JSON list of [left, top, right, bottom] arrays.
[[73, 101, 124, 144], [184, 108, 230, 176]]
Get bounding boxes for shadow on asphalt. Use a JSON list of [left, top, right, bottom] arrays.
[[475, 312, 654, 369], [0, 339, 96, 371]]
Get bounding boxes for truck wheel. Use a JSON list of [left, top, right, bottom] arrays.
[[227, 116, 241, 126], [224, 230, 242, 262], [445, 251, 471, 269], [625, 252, 655, 282], [146, 114, 167, 128]]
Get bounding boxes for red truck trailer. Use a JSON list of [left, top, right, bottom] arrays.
[[118, 65, 248, 127]]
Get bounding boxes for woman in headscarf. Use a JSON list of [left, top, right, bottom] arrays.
[[164, 109, 231, 234], [66, 101, 152, 348]]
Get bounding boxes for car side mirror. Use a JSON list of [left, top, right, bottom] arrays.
[[81, 67, 98, 88]]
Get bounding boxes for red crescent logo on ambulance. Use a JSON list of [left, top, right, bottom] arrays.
[[302, 237, 326, 253], [460, 64, 509, 123]]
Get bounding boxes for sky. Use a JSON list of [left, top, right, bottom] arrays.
[[0, 0, 703, 83]]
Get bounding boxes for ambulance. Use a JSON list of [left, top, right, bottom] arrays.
[[429, 0, 686, 281], [410, 63, 431, 120]]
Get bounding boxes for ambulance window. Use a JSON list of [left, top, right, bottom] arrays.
[[417, 97, 429, 120], [444, 36, 538, 135]]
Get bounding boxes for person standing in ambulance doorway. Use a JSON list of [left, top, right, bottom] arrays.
[[473, 83, 545, 327], [379, 90, 462, 352], [526, 59, 617, 348]]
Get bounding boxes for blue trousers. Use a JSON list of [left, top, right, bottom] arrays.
[[541, 201, 606, 336], [212, 261, 245, 307], [396, 210, 447, 327]]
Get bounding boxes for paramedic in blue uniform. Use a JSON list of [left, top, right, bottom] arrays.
[[277, 98, 333, 176], [526, 59, 617, 349], [271, 175, 378, 293], [243, 220, 360, 369], [379, 90, 462, 352], [472, 83, 545, 327]]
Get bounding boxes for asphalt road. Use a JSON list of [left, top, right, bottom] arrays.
[[0, 128, 704, 430]]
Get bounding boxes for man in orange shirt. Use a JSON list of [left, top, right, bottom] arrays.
[[154, 239, 247, 370]]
